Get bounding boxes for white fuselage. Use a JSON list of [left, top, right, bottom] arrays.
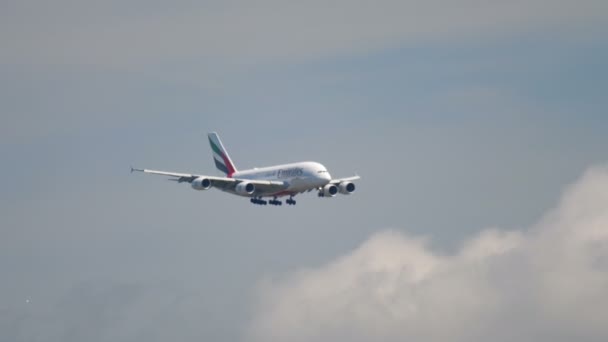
[[228, 161, 331, 197]]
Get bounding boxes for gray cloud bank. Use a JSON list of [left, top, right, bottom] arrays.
[[3, 0, 606, 68], [249, 165, 608, 342]]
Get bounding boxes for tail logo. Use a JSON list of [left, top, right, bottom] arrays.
[[208, 133, 237, 177]]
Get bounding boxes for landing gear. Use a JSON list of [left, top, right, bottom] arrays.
[[250, 196, 295, 206], [250, 197, 267, 205], [268, 197, 282, 206]]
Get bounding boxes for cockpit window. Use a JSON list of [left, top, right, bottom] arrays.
[[317, 170, 328, 173]]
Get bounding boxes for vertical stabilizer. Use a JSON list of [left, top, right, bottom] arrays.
[[208, 132, 238, 177]]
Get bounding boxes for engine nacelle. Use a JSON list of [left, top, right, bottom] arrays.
[[191, 177, 212, 190], [338, 181, 356, 195], [322, 183, 338, 197], [235, 181, 255, 195]]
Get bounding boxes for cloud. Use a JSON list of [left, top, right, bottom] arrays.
[[248, 165, 608, 342], [2, 0, 606, 68]]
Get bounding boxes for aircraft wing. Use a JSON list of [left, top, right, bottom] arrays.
[[329, 175, 361, 184], [131, 168, 287, 193], [131, 168, 202, 182]]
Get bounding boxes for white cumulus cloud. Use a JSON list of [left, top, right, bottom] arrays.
[[248, 165, 608, 342]]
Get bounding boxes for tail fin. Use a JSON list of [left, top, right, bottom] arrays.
[[208, 132, 238, 177]]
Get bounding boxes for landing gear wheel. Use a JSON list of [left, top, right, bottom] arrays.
[[251, 197, 268, 205]]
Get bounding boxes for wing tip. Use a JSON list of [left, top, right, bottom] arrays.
[[131, 166, 144, 173]]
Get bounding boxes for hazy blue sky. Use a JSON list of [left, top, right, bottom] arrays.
[[1, 1, 607, 341]]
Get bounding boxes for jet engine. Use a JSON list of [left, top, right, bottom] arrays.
[[338, 181, 356, 194], [192, 177, 211, 190], [236, 181, 255, 195], [191, 177, 212, 190], [321, 183, 338, 197]]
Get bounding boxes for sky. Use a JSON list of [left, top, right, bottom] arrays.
[[1, 1, 608, 341]]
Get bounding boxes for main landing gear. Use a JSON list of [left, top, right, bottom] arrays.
[[269, 197, 282, 206], [250, 198, 267, 205], [250, 196, 296, 206]]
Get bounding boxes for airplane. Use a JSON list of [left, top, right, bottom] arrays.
[[132, 132, 360, 206]]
